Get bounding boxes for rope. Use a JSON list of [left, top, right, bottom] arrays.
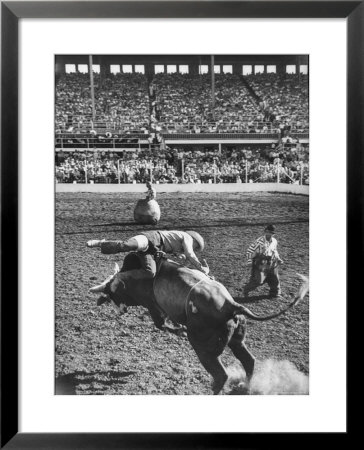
[[151, 254, 208, 323]]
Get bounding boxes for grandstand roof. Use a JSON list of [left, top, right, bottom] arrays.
[[56, 54, 308, 68]]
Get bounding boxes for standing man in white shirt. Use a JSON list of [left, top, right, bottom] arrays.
[[243, 224, 284, 299]]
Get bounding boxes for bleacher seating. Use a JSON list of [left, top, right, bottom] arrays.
[[55, 67, 309, 185], [244, 73, 309, 132], [55, 72, 309, 135], [56, 73, 150, 133]]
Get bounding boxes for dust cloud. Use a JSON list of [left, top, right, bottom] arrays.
[[227, 359, 309, 395]]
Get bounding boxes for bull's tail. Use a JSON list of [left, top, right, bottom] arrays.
[[233, 273, 309, 322]]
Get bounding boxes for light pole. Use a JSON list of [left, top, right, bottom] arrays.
[[211, 55, 215, 118], [89, 55, 96, 122], [84, 154, 88, 184]]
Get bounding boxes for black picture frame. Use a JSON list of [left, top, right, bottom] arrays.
[[1, 1, 359, 448]]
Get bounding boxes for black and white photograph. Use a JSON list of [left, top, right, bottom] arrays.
[[55, 54, 309, 396]]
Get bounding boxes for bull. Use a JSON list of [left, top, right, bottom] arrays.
[[91, 252, 309, 395]]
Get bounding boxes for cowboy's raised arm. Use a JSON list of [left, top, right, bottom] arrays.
[[182, 235, 209, 274]]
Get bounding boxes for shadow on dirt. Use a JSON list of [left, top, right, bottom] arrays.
[[57, 218, 308, 236], [58, 226, 150, 236], [55, 370, 136, 395], [93, 221, 138, 227], [93, 218, 308, 230]]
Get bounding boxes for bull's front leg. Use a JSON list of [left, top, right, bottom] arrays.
[[147, 303, 186, 336], [147, 302, 166, 330]]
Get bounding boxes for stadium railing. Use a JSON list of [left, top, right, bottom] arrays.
[[56, 118, 309, 135], [55, 133, 309, 149]]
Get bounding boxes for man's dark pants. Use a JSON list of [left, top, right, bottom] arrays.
[[244, 262, 281, 297]]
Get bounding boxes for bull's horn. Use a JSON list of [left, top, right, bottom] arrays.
[[90, 271, 117, 294], [89, 283, 106, 293]]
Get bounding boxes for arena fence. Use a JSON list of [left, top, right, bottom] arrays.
[[57, 119, 308, 135], [58, 158, 308, 186], [163, 132, 309, 140], [56, 182, 309, 195], [58, 153, 308, 185]]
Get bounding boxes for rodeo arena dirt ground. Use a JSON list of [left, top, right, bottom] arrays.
[[55, 191, 309, 395]]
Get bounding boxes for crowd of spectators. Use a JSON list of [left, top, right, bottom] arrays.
[[245, 73, 309, 132], [55, 148, 178, 184], [55, 72, 309, 136], [55, 144, 309, 185], [151, 73, 268, 133], [55, 69, 309, 185], [178, 143, 309, 184], [56, 73, 150, 133]]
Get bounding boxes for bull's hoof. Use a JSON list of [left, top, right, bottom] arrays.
[[228, 383, 250, 395], [172, 328, 187, 338], [212, 377, 228, 395], [163, 319, 184, 330], [162, 322, 186, 336]]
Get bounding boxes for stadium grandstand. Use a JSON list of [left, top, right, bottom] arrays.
[[55, 55, 309, 185]]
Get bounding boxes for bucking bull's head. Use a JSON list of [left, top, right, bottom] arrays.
[[251, 254, 278, 285], [94, 253, 150, 314]]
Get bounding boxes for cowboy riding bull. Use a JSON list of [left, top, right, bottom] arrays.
[[89, 251, 309, 395]]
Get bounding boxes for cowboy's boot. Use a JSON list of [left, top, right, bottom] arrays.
[[87, 239, 105, 248]]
